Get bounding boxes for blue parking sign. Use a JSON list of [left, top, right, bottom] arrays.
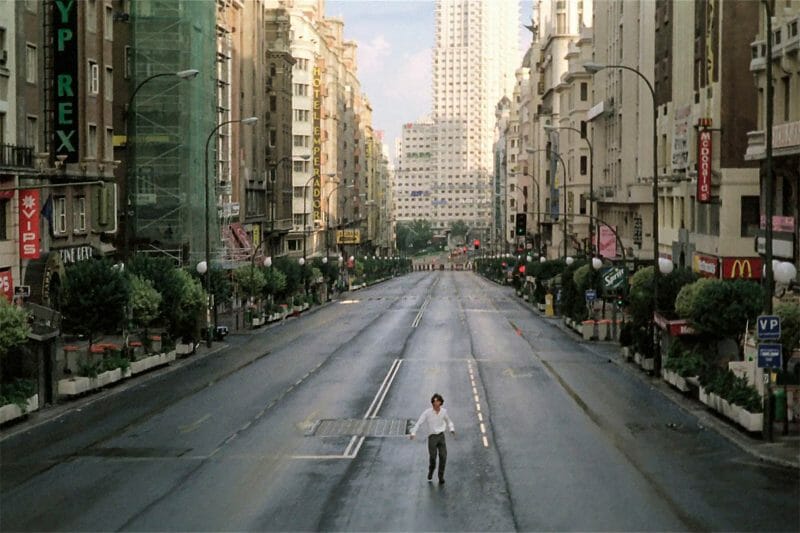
[[757, 344, 783, 369], [757, 315, 781, 340]]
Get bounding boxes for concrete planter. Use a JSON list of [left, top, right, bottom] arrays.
[[596, 320, 610, 341], [661, 369, 690, 392], [621, 347, 632, 360], [58, 376, 91, 396], [0, 394, 39, 424], [581, 320, 594, 341], [130, 350, 175, 375], [737, 407, 764, 432], [175, 343, 194, 356], [92, 368, 121, 389], [634, 352, 654, 371], [537, 303, 545, 312]]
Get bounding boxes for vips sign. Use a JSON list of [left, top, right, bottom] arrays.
[[721, 257, 762, 280], [19, 189, 41, 259], [697, 129, 712, 203]]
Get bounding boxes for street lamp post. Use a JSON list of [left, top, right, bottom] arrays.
[[124, 69, 199, 260], [526, 148, 568, 259], [761, 0, 775, 314], [203, 116, 258, 347], [544, 124, 594, 254], [584, 61, 660, 366]]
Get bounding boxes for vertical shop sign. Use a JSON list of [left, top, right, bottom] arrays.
[[0, 268, 13, 302], [19, 189, 41, 259], [312, 62, 323, 221], [697, 129, 712, 203], [53, 0, 79, 162]]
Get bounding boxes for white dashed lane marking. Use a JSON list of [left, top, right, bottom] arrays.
[[467, 360, 490, 448]]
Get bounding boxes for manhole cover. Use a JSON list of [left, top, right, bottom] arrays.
[[309, 418, 413, 437]]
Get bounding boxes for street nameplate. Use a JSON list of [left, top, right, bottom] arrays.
[[757, 343, 782, 369], [585, 289, 597, 302]]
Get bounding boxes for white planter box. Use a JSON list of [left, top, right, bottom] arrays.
[[523, 294, 529, 301], [92, 368, 120, 388], [176, 343, 194, 355], [661, 369, 690, 392], [737, 407, 764, 432], [130, 357, 152, 374], [0, 394, 39, 424], [581, 321, 594, 341], [621, 347, 631, 360], [596, 321, 610, 341], [58, 376, 91, 396], [537, 303, 545, 312], [699, 387, 711, 406], [303, 303, 310, 310]]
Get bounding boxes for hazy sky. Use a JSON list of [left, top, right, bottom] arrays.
[[326, 0, 535, 161]]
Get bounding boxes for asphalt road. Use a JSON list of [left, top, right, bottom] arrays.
[[1, 271, 798, 531]]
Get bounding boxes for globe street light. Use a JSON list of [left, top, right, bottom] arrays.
[[584, 60, 660, 366], [203, 116, 258, 347], [124, 68, 199, 260], [544, 124, 594, 254]]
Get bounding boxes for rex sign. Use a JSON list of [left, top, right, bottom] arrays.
[[721, 257, 762, 280], [697, 129, 712, 203], [53, 0, 79, 163]]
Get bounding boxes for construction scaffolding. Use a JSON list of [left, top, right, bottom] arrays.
[[130, 0, 216, 265]]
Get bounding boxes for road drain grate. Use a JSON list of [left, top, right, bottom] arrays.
[[309, 418, 413, 437]]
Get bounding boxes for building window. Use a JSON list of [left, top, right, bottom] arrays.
[[87, 0, 97, 32], [580, 156, 587, 175], [556, 12, 567, 34], [293, 84, 309, 96], [74, 196, 86, 232], [268, 129, 276, 147], [26, 44, 37, 83], [88, 124, 97, 158], [740, 196, 760, 237], [26, 116, 38, 151], [580, 82, 588, 101], [293, 135, 309, 148], [269, 95, 277, 112], [105, 5, 113, 39], [293, 187, 304, 199], [0, 199, 7, 240], [54, 196, 67, 234], [783, 77, 791, 122], [0, 112, 5, 144], [287, 239, 301, 251], [124, 46, 132, 79], [293, 160, 309, 173], [104, 66, 113, 101], [105, 127, 113, 161], [88, 61, 99, 94]]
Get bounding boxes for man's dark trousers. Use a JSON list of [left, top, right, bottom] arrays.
[[427, 432, 447, 480]]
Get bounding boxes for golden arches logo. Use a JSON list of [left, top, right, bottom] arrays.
[[730, 259, 753, 279]]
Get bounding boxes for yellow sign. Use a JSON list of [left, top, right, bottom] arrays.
[[336, 229, 361, 244]]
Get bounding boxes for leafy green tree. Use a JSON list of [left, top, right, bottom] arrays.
[[0, 299, 30, 358], [689, 279, 763, 349], [450, 220, 469, 239], [675, 278, 715, 319], [234, 265, 267, 302], [170, 269, 206, 342], [129, 275, 161, 334], [273, 257, 304, 299], [775, 301, 800, 371], [263, 267, 287, 299], [60, 258, 130, 347]]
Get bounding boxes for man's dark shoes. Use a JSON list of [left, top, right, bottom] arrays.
[[427, 469, 434, 481], [438, 477, 445, 484]]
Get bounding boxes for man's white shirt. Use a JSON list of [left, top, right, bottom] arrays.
[[411, 407, 455, 436]]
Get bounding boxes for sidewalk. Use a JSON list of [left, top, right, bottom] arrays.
[[540, 308, 800, 470]]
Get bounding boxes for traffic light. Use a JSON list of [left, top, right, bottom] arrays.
[[515, 213, 527, 236], [473, 239, 480, 250]]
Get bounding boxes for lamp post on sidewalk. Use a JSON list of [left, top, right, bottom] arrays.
[[301, 174, 316, 261], [203, 116, 258, 347], [544, 124, 594, 254], [584, 61, 660, 368], [527, 148, 568, 259], [124, 68, 199, 260]]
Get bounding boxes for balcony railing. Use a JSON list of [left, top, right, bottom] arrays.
[[0, 144, 35, 169]]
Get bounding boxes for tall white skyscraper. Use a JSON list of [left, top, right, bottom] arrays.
[[430, 0, 519, 232]]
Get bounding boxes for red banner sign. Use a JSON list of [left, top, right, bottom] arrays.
[[0, 268, 13, 302], [598, 225, 617, 258], [697, 129, 712, 203], [692, 253, 719, 278], [721, 257, 762, 280], [19, 189, 41, 259], [760, 215, 795, 233]]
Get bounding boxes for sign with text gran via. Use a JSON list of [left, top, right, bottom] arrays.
[[53, 0, 79, 163]]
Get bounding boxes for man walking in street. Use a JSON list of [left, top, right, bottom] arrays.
[[410, 393, 455, 484]]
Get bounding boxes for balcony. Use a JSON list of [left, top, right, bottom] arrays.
[[0, 144, 35, 169]]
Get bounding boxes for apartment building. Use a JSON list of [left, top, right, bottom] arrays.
[[1, 0, 117, 309], [746, 2, 800, 278], [430, 0, 519, 236], [394, 119, 437, 225]]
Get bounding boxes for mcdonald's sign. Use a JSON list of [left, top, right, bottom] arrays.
[[721, 257, 762, 280]]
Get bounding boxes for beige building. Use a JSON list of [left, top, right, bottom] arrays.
[[745, 3, 800, 278]]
